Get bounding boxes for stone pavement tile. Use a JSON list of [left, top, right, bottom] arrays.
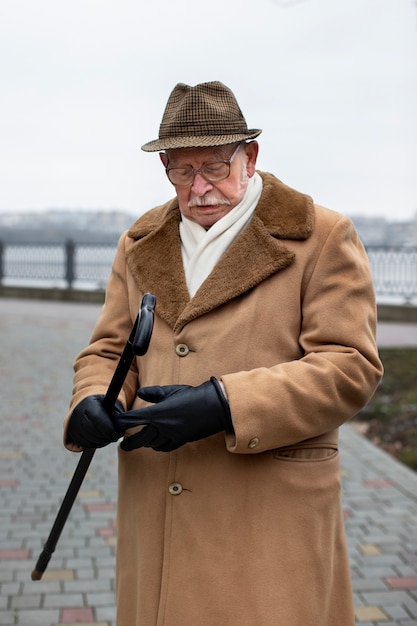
[[352, 578, 389, 591], [385, 603, 416, 620], [79, 490, 102, 499], [86, 593, 117, 608], [42, 569, 75, 581], [60, 623, 108, 626], [397, 567, 417, 577], [60, 607, 94, 622], [361, 590, 417, 607], [355, 605, 390, 621], [0, 549, 30, 559], [96, 606, 117, 624], [0, 612, 15, 625], [19, 609, 63, 625], [44, 594, 85, 609], [354, 567, 402, 580], [63, 579, 112, 593], [104, 537, 117, 548], [385, 577, 417, 589], [360, 544, 384, 555]]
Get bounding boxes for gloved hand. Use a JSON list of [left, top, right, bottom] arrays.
[[116, 377, 233, 452], [67, 394, 125, 449]]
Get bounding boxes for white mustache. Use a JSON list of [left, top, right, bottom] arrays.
[[188, 195, 231, 208]]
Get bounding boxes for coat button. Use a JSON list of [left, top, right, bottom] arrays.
[[175, 344, 189, 357], [248, 437, 260, 449], [168, 482, 183, 496]]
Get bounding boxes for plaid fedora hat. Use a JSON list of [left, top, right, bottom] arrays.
[[141, 81, 262, 152]]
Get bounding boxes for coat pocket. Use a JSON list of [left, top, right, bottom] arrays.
[[272, 443, 338, 462]]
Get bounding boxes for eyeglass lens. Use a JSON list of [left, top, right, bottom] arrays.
[[166, 143, 241, 186]]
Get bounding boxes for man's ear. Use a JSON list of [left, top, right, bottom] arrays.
[[245, 141, 259, 177], [159, 152, 168, 167]]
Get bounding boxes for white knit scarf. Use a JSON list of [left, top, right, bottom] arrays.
[[179, 172, 263, 297]]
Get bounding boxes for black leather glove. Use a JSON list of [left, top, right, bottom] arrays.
[[116, 377, 233, 452], [67, 394, 125, 449]]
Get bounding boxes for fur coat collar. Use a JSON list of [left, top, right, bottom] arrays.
[[126, 171, 314, 331]]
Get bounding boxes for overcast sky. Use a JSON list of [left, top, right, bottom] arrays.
[[1, 0, 416, 222]]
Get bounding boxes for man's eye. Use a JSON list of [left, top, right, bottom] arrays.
[[204, 162, 224, 174]]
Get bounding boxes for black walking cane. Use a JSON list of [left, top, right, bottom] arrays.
[[31, 292, 156, 581]]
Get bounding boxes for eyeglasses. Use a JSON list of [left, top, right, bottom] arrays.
[[164, 143, 242, 186]]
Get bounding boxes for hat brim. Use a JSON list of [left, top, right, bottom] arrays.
[[141, 129, 262, 152]]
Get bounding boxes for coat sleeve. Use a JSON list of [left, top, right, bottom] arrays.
[[222, 214, 383, 454], [63, 232, 139, 451]]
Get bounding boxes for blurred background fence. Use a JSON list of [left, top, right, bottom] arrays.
[[0, 240, 416, 304], [0, 240, 114, 290]]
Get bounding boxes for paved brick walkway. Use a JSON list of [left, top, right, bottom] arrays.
[[0, 298, 416, 626]]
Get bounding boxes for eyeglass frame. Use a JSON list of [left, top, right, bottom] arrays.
[[163, 142, 243, 187]]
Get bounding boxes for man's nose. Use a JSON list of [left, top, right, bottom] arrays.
[[191, 173, 213, 195]]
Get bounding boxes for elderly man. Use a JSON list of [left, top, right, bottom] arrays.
[[65, 81, 383, 626]]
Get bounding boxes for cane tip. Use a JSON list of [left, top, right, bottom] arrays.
[[31, 569, 43, 581]]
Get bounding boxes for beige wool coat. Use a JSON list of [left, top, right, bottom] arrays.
[[64, 172, 383, 626]]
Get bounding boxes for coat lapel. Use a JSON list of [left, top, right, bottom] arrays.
[[126, 172, 314, 331]]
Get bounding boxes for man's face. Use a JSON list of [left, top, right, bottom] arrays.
[[160, 142, 258, 229]]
